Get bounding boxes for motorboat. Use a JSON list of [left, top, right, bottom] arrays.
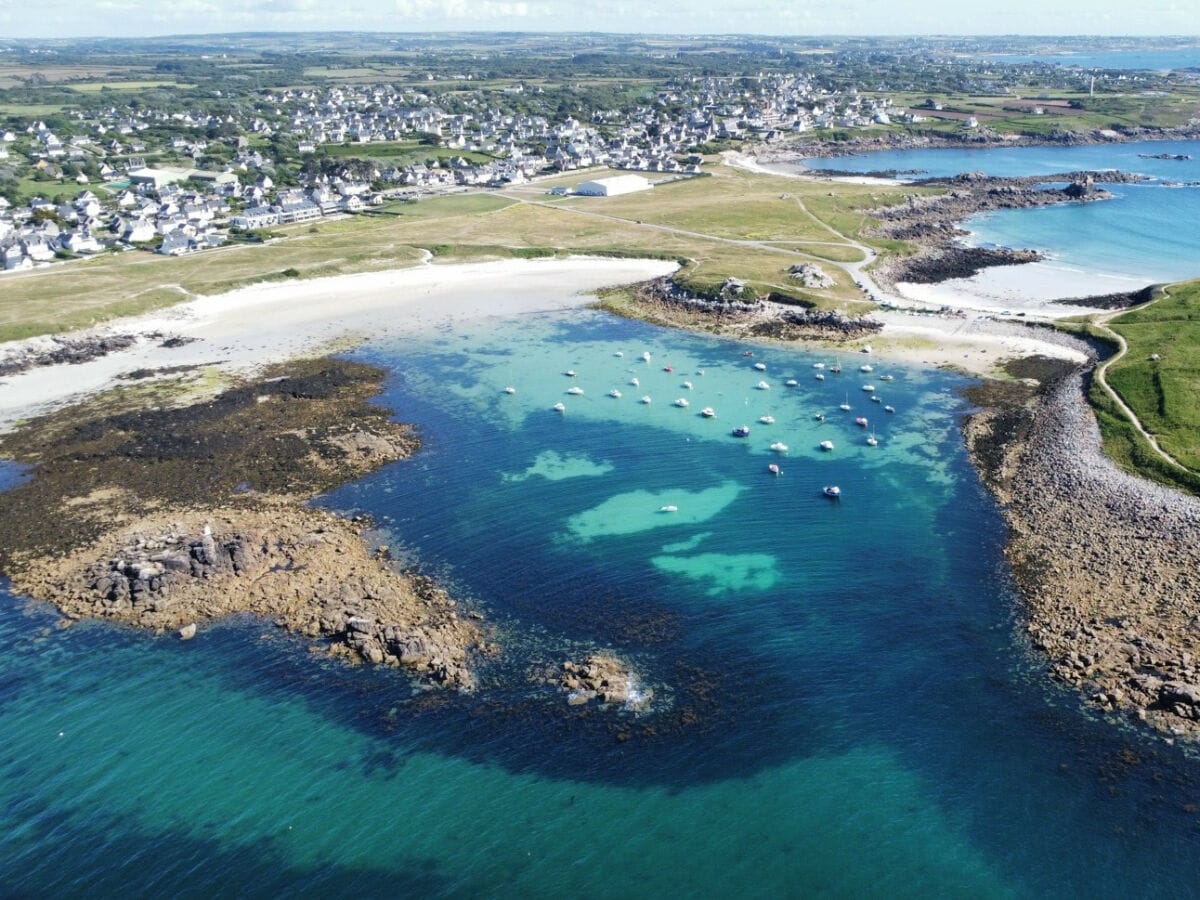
[[732, 425, 751, 438], [756, 380, 771, 390], [822, 485, 841, 498], [884, 405, 895, 413], [880, 374, 895, 382], [870, 395, 881, 403], [640, 395, 653, 404], [503, 386, 516, 394], [855, 416, 868, 428], [815, 373, 825, 381], [642, 351, 652, 362], [859, 364, 873, 373], [683, 381, 694, 390], [567, 386, 584, 395], [786, 379, 798, 387], [663, 365, 674, 373], [769, 441, 788, 453], [659, 505, 678, 513], [813, 362, 825, 370], [754, 362, 767, 371], [862, 384, 875, 392], [553, 402, 566, 413], [819, 440, 835, 451], [614, 351, 624, 358], [813, 412, 825, 422], [768, 463, 781, 476], [759, 415, 775, 425], [674, 398, 690, 408], [700, 407, 716, 418], [630, 377, 640, 387], [565, 369, 577, 377], [608, 389, 622, 398]]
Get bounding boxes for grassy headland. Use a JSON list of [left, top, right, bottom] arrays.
[[1087, 280, 1200, 493], [0, 162, 925, 342]]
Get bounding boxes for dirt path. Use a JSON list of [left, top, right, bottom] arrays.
[[1092, 286, 1193, 474]]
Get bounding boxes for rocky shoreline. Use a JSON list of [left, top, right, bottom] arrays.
[[864, 172, 1128, 288], [965, 347, 1200, 739]]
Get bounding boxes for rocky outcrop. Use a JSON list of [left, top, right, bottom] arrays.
[[550, 654, 650, 709], [789, 263, 835, 289], [748, 308, 882, 341], [20, 506, 485, 690], [0, 357, 485, 691]]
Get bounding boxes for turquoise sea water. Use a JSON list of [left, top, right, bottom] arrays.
[[5, 309, 1200, 897], [806, 139, 1200, 283]]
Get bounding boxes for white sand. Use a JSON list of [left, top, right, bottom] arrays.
[[0, 256, 678, 432], [864, 311, 1091, 375], [896, 261, 1150, 317], [724, 151, 905, 186]]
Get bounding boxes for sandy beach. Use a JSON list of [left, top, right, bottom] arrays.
[[0, 256, 679, 432]]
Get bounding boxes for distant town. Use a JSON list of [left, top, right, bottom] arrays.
[[1, 33, 1198, 272]]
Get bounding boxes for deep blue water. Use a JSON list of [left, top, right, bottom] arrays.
[[804, 140, 1200, 283], [4, 310, 1200, 897]]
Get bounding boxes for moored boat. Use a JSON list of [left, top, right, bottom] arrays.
[[553, 402, 566, 413], [732, 425, 751, 438], [819, 440, 835, 451], [822, 485, 841, 498], [756, 380, 771, 390], [640, 395, 653, 404], [768, 463, 781, 476], [754, 362, 767, 371], [567, 386, 584, 395], [700, 407, 716, 418], [855, 416, 868, 428], [608, 389, 622, 398], [769, 441, 788, 453], [503, 386, 516, 394], [759, 415, 775, 425], [674, 397, 689, 408]]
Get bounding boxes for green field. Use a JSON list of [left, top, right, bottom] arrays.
[[0, 161, 899, 341], [1104, 281, 1200, 477], [67, 81, 194, 93]]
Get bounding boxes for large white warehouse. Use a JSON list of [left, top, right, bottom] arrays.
[[574, 174, 653, 197]]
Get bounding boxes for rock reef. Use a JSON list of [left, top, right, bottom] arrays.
[[0, 357, 484, 690]]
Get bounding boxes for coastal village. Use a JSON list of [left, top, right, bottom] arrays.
[[1, 73, 915, 271]]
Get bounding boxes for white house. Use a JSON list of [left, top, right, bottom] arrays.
[[574, 174, 653, 197]]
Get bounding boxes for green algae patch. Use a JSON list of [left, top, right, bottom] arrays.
[[566, 482, 742, 541], [650, 552, 780, 596], [503, 450, 615, 483]]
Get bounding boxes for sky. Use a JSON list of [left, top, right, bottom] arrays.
[[0, 0, 1197, 40]]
